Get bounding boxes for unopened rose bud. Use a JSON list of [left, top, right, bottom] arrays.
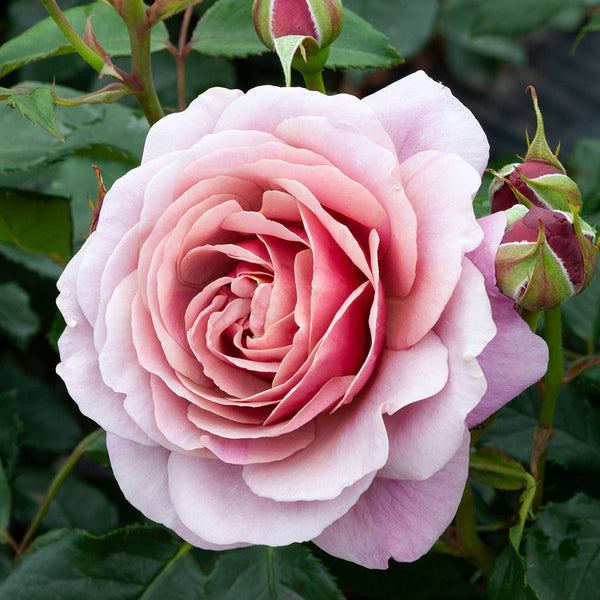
[[489, 86, 582, 214], [253, 0, 343, 52], [495, 206, 598, 311], [489, 160, 581, 213]]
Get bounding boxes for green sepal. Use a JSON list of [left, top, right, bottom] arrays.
[[570, 204, 599, 292], [524, 86, 565, 173], [469, 448, 530, 491], [273, 35, 309, 86], [518, 172, 582, 211], [496, 220, 574, 311]]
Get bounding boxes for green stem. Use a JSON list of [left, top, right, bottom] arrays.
[[121, 0, 165, 125], [15, 429, 104, 560], [300, 69, 326, 93], [40, 0, 105, 73], [454, 481, 497, 576], [531, 306, 563, 511], [519, 307, 541, 332], [176, 7, 193, 111]]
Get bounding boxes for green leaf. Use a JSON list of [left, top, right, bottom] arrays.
[[573, 10, 600, 51], [0, 188, 71, 264], [488, 545, 541, 600], [479, 383, 600, 471], [0, 526, 206, 600], [562, 263, 600, 347], [1, 86, 61, 139], [469, 448, 530, 490], [343, 0, 438, 59], [12, 469, 118, 534], [190, 0, 402, 70], [0, 2, 170, 78], [0, 82, 147, 173], [470, 0, 572, 38], [0, 391, 20, 477], [0, 461, 10, 532], [191, 0, 267, 58], [0, 282, 41, 351], [326, 9, 403, 69], [0, 243, 64, 279], [526, 494, 600, 600], [84, 430, 110, 469], [569, 137, 600, 216], [0, 359, 82, 453], [204, 545, 344, 600]]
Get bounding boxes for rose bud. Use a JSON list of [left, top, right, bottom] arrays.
[[495, 206, 598, 310], [489, 86, 582, 214], [253, 0, 343, 52], [489, 160, 581, 213]]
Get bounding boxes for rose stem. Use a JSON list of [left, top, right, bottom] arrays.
[[175, 7, 194, 111], [301, 69, 327, 93], [40, 0, 105, 73], [454, 480, 497, 576], [531, 305, 563, 512], [14, 428, 104, 561], [121, 0, 165, 125]]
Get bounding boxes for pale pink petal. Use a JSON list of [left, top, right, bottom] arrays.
[[242, 393, 388, 502], [106, 435, 243, 551], [313, 430, 470, 568], [387, 150, 483, 350], [381, 259, 494, 481], [467, 214, 548, 426], [364, 70, 489, 176], [56, 251, 150, 445], [214, 85, 396, 154], [167, 453, 375, 546], [361, 331, 448, 416], [142, 88, 244, 163]]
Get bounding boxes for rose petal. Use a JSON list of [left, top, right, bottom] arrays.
[[364, 70, 489, 176], [313, 430, 470, 568]]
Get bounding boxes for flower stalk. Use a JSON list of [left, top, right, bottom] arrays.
[[531, 306, 564, 511], [120, 0, 165, 124], [15, 429, 104, 561]]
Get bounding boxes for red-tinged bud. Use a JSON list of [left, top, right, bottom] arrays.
[[253, 0, 343, 51], [489, 87, 582, 214], [496, 206, 598, 311]]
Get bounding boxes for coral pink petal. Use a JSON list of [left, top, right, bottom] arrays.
[[387, 150, 483, 350], [167, 453, 375, 546], [276, 115, 417, 296], [364, 70, 489, 176], [313, 430, 470, 568]]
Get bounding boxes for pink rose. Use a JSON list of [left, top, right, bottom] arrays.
[[57, 71, 548, 568]]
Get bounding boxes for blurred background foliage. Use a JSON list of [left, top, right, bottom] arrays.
[[1, 1, 600, 599]]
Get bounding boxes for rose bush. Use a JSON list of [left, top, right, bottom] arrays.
[[57, 71, 548, 568]]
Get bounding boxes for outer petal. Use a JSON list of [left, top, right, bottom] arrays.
[[56, 249, 150, 445], [364, 70, 489, 176], [387, 150, 483, 349], [167, 453, 375, 546], [467, 213, 549, 426], [381, 258, 494, 481], [142, 88, 244, 163], [106, 434, 242, 551], [313, 430, 470, 568]]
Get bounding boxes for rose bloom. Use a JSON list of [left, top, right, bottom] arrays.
[[57, 71, 548, 568]]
